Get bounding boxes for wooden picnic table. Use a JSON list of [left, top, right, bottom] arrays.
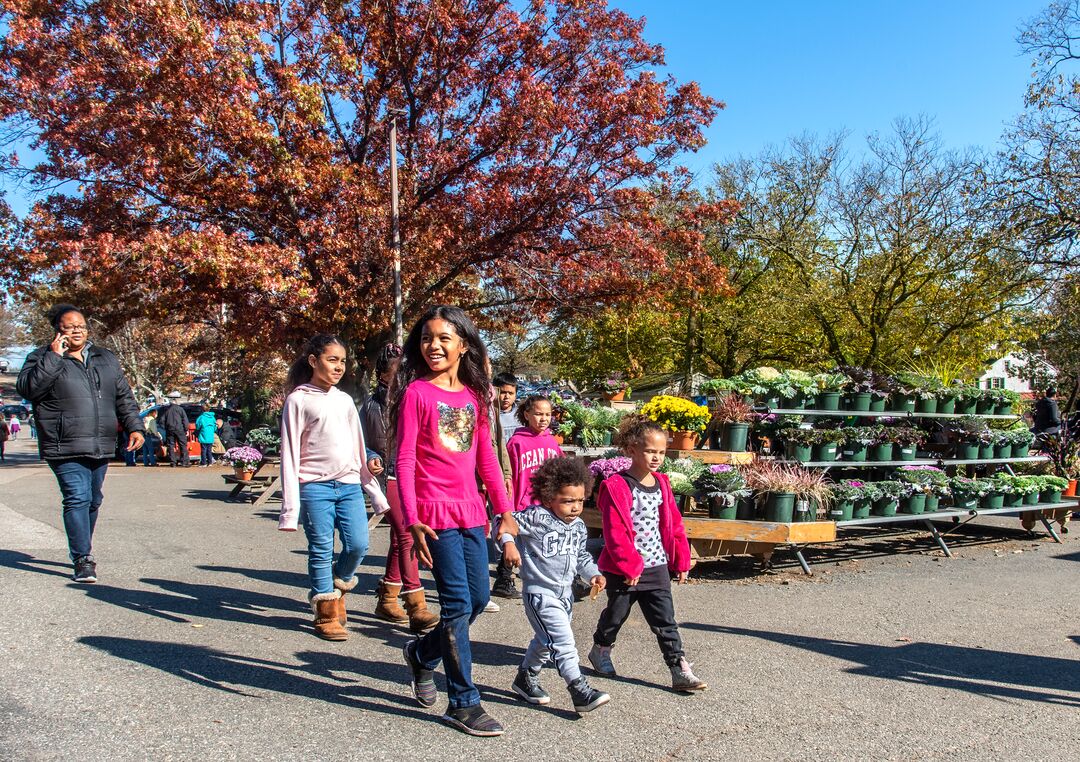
[[222, 457, 282, 506]]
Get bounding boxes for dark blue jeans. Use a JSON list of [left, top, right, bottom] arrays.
[[199, 443, 213, 466], [48, 458, 109, 560], [415, 525, 489, 709], [141, 436, 159, 466]]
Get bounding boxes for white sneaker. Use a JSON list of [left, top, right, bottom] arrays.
[[483, 600, 500, 613]]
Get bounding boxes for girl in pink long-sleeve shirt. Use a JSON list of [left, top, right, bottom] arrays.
[[393, 305, 517, 738], [278, 334, 389, 642], [506, 395, 564, 512]]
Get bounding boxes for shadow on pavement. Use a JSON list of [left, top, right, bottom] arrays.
[[196, 563, 386, 596], [74, 577, 310, 630], [79, 636, 438, 722], [684, 624, 1080, 706], [0, 550, 71, 579], [1056, 551, 1080, 563]]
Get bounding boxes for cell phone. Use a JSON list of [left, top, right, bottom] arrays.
[[59, 336, 69, 351]]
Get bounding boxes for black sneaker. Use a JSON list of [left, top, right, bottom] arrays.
[[402, 640, 438, 708], [73, 556, 97, 583], [512, 667, 551, 705], [442, 704, 504, 737], [568, 676, 609, 713], [491, 572, 521, 600]]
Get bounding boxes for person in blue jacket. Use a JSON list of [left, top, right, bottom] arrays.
[[195, 404, 218, 467]]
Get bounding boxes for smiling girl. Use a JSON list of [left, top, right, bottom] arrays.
[[278, 334, 389, 641], [391, 305, 518, 737]]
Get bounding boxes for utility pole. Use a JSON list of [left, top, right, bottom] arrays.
[[389, 108, 407, 346]]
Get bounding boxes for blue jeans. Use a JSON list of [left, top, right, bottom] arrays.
[[141, 436, 158, 466], [199, 443, 213, 466], [299, 481, 369, 597], [415, 526, 490, 709], [49, 458, 110, 560]]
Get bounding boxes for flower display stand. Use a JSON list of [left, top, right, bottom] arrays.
[[666, 449, 756, 465]]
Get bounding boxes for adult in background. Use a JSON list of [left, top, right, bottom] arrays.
[[0, 415, 8, 461], [160, 391, 190, 467], [16, 303, 144, 583], [194, 403, 217, 467], [1032, 386, 1062, 436]]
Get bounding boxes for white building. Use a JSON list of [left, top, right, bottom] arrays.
[[978, 353, 1054, 397]]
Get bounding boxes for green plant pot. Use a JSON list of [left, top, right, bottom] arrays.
[[758, 396, 780, 410], [708, 496, 738, 520], [811, 443, 839, 462], [897, 445, 918, 461], [844, 392, 872, 411], [840, 442, 868, 462], [978, 444, 994, 459], [792, 499, 816, 522], [995, 403, 1013, 416], [780, 395, 803, 410], [830, 499, 855, 522], [925, 495, 940, 512], [852, 497, 872, 519], [720, 422, 750, 452], [601, 430, 613, 446], [763, 492, 796, 522], [785, 442, 812, 462], [992, 444, 1012, 459], [952, 492, 978, 511], [954, 442, 979, 459], [872, 498, 899, 517], [890, 393, 916, 413], [1039, 489, 1063, 505], [869, 396, 887, 412], [900, 493, 927, 514], [1023, 491, 1040, 506], [979, 493, 1005, 510], [915, 397, 938, 414], [936, 396, 957, 414], [736, 496, 757, 520], [869, 443, 894, 462], [1013, 444, 1031, 458], [975, 398, 994, 414], [1002, 493, 1024, 508], [954, 399, 978, 415], [815, 391, 841, 411]]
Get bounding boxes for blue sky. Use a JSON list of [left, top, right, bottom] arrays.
[[610, 0, 1048, 177]]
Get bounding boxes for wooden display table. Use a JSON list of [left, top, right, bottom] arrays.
[[582, 507, 834, 574], [666, 449, 754, 465]]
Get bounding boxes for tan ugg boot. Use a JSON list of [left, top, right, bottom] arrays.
[[311, 591, 348, 641], [374, 580, 408, 624], [402, 588, 440, 633], [333, 576, 358, 627]]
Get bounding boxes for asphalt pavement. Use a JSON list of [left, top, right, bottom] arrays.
[[0, 435, 1077, 761]]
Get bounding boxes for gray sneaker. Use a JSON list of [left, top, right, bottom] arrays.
[[73, 555, 97, 583], [588, 643, 616, 676], [669, 658, 707, 692]]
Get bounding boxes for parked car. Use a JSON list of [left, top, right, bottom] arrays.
[[1, 404, 29, 421], [0, 359, 10, 373]]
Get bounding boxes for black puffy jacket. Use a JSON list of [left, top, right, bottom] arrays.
[[17, 344, 144, 460]]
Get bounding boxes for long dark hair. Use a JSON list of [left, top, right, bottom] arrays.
[[285, 333, 346, 393], [389, 305, 492, 432]]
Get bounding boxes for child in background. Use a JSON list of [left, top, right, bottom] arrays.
[[588, 415, 707, 692], [9, 414, 19, 441], [500, 456, 609, 713], [194, 404, 217, 467], [493, 372, 520, 442], [278, 334, 389, 641], [394, 305, 518, 737], [492, 395, 563, 599]]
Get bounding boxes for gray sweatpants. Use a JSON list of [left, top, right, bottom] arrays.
[[522, 592, 581, 684]]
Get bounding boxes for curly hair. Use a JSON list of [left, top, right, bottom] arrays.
[[515, 394, 552, 427], [530, 456, 593, 508], [615, 413, 666, 449]]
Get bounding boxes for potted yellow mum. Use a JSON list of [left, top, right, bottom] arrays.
[[639, 395, 711, 451]]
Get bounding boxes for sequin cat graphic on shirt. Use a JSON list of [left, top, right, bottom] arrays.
[[436, 402, 476, 453]]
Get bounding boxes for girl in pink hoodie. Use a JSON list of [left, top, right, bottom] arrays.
[[278, 334, 389, 642], [393, 305, 518, 738], [587, 414, 707, 693], [506, 395, 564, 512]]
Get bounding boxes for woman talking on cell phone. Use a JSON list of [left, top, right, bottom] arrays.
[[16, 303, 145, 583]]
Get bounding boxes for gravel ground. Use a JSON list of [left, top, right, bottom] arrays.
[[0, 436, 1077, 762]]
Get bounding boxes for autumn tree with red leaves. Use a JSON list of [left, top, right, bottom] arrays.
[[0, 0, 729, 389]]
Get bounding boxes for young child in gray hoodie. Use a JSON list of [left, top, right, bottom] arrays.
[[499, 456, 610, 714]]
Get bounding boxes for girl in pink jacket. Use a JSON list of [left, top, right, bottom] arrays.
[[588, 414, 707, 693], [278, 334, 389, 642], [506, 395, 564, 512]]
